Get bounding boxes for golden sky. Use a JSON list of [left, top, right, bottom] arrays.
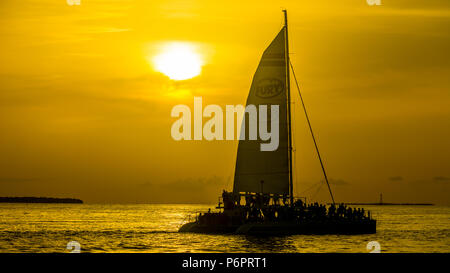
[[0, 0, 449, 204]]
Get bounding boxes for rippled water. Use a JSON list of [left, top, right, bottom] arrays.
[[0, 204, 448, 253]]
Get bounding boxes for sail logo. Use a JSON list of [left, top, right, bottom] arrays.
[[255, 79, 284, 99], [171, 97, 280, 151], [366, 0, 381, 6]]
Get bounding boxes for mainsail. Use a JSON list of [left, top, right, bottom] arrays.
[[233, 27, 290, 195], [179, 11, 376, 236]]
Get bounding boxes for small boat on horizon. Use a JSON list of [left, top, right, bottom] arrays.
[[342, 194, 434, 206], [179, 10, 376, 235]]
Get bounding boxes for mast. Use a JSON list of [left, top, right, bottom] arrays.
[[283, 10, 294, 206]]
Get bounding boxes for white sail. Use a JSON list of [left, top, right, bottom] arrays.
[[233, 27, 290, 195]]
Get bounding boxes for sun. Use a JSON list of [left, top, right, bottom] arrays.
[[153, 43, 203, 81]]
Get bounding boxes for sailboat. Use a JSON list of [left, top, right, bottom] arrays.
[[179, 10, 376, 235]]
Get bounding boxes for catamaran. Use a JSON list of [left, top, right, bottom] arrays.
[[179, 10, 376, 235]]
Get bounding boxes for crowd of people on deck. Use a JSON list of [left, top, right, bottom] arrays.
[[294, 202, 368, 221], [221, 190, 370, 222]]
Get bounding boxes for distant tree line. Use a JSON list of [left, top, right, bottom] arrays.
[[0, 197, 83, 204]]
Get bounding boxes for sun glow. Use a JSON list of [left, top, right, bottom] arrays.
[[153, 43, 203, 80]]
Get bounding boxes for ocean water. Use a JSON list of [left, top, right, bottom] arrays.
[[0, 204, 448, 253]]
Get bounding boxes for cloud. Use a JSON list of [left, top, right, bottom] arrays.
[[433, 176, 450, 183], [136, 176, 230, 203], [0, 177, 38, 184], [328, 179, 350, 186]]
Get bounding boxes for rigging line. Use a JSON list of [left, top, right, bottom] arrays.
[[289, 60, 336, 205], [311, 182, 324, 201], [299, 181, 321, 195], [293, 100, 299, 198], [225, 144, 237, 191], [226, 134, 243, 191]]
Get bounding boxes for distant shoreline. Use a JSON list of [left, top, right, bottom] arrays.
[[0, 197, 83, 204], [340, 203, 434, 206]]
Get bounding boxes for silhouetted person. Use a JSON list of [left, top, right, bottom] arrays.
[[329, 204, 336, 218], [347, 207, 352, 220], [272, 195, 278, 206]]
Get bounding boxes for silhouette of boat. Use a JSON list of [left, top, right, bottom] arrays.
[[179, 10, 376, 235]]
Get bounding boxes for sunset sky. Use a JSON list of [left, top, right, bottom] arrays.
[[0, 0, 449, 204]]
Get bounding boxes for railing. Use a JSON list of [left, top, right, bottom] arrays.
[[179, 213, 197, 227]]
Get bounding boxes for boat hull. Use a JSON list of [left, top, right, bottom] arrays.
[[179, 220, 376, 235], [179, 222, 239, 234]]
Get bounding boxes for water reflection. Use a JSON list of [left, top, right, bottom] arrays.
[[241, 235, 297, 252], [0, 204, 448, 252]]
